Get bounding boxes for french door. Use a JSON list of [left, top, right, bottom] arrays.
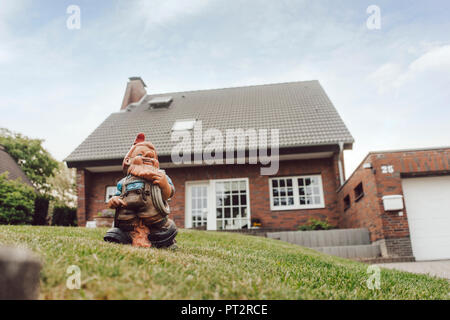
[[186, 178, 251, 230], [185, 182, 209, 228]]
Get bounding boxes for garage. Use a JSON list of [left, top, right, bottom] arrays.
[[402, 175, 450, 261]]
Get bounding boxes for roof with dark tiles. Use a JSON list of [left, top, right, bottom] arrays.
[[65, 80, 354, 164]]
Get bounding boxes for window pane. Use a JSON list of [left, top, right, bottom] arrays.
[[272, 180, 278, 188], [216, 208, 223, 218], [233, 207, 239, 218], [240, 195, 246, 205], [314, 196, 321, 204], [305, 187, 312, 195], [232, 195, 239, 205], [273, 188, 278, 196], [287, 187, 293, 196], [288, 197, 294, 205], [299, 197, 306, 205], [280, 198, 286, 205], [287, 179, 292, 187], [280, 179, 285, 187], [224, 207, 231, 218], [298, 178, 304, 186], [274, 198, 279, 206], [216, 220, 223, 230]]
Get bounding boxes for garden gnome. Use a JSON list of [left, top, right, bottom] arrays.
[[104, 133, 178, 249]]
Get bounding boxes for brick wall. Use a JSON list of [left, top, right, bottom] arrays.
[[338, 147, 450, 258], [337, 164, 384, 241], [78, 156, 341, 230]]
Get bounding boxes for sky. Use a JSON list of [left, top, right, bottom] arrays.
[[0, 0, 449, 174]]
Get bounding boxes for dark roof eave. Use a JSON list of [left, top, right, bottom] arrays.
[[66, 144, 345, 169]]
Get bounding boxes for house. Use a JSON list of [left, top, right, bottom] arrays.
[[65, 77, 354, 231], [0, 145, 34, 187], [338, 147, 450, 261]]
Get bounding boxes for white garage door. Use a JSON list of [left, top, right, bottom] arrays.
[[402, 175, 450, 261]]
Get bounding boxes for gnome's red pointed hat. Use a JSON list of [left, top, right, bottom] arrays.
[[122, 133, 158, 173]]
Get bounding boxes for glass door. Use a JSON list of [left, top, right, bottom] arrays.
[[186, 183, 209, 228], [214, 179, 250, 230]]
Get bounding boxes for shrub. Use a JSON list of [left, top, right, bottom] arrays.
[[33, 195, 50, 225], [0, 173, 36, 225], [297, 218, 335, 231], [52, 205, 77, 226]]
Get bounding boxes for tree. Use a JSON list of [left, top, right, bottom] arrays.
[[47, 162, 77, 207], [0, 128, 59, 195]]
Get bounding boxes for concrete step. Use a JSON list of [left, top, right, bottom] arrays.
[[313, 244, 381, 259], [267, 228, 371, 247]]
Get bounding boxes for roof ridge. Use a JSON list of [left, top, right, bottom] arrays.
[[147, 80, 320, 97]]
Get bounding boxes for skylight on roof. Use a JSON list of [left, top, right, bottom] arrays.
[[149, 96, 173, 108], [172, 119, 196, 131]]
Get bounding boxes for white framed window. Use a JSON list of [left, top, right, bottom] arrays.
[[269, 175, 325, 210], [185, 177, 251, 231], [105, 186, 117, 203], [214, 179, 250, 230], [186, 183, 209, 228]]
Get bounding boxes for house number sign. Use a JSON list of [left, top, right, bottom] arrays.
[[381, 165, 394, 174]]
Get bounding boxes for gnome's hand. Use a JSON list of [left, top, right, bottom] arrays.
[[148, 171, 172, 201], [107, 196, 126, 209]]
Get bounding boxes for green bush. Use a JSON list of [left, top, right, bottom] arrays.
[[0, 173, 36, 225], [297, 218, 335, 231], [52, 205, 77, 226]]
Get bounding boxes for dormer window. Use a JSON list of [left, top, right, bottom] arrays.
[[172, 119, 197, 131], [149, 96, 173, 109]]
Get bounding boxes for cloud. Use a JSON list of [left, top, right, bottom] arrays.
[[131, 0, 211, 28], [409, 44, 450, 72], [369, 44, 450, 93]]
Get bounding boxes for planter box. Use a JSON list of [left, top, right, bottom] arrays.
[[94, 217, 114, 228]]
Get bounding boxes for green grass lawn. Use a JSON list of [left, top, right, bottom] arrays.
[[0, 225, 448, 299]]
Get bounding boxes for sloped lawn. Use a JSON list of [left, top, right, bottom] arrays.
[[0, 225, 448, 299]]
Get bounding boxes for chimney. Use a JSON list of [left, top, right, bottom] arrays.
[[120, 77, 147, 110]]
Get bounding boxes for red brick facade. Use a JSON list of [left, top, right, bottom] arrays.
[[76, 156, 342, 230], [76, 147, 450, 259], [337, 147, 450, 257]]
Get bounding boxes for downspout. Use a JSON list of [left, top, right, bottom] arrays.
[[337, 141, 344, 186]]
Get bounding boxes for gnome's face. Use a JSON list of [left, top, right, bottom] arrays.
[[128, 144, 159, 172], [122, 133, 160, 175]]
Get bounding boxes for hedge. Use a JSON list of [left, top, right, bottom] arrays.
[[0, 173, 36, 225]]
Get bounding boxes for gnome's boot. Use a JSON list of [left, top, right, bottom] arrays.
[[148, 219, 178, 248], [104, 227, 132, 244]]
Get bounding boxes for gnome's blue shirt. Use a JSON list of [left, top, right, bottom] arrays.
[[115, 171, 175, 197]]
